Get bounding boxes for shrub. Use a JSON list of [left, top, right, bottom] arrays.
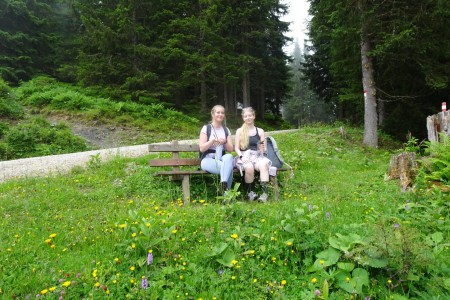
[[1, 117, 88, 159]]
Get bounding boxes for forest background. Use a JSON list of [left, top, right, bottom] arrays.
[[1, 0, 450, 147]]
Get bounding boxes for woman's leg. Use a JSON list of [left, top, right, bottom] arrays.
[[201, 157, 221, 174], [255, 157, 271, 182], [221, 154, 234, 189]]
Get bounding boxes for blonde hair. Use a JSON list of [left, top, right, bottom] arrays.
[[210, 105, 227, 125], [239, 107, 256, 150]]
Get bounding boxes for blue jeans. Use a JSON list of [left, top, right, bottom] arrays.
[[200, 153, 234, 189]]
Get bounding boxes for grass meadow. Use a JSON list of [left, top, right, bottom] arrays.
[[1, 125, 449, 300]]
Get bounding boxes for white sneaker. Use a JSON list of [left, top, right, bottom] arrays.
[[248, 191, 257, 201], [258, 193, 268, 203]]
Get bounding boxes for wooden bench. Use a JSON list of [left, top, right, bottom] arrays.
[[148, 140, 287, 204]]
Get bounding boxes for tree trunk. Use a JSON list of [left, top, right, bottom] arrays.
[[242, 68, 250, 108], [200, 79, 207, 112], [361, 26, 378, 147], [378, 98, 385, 126]]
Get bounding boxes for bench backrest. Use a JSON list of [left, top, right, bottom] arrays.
[[148, 141, 200, 168]]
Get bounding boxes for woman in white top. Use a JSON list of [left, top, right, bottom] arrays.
[[234, 107, 271, 202], [199, 105, 234, 192]]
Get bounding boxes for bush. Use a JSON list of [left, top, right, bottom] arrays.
[[0, 78, 24, 119], [1, 117, 88, 160]]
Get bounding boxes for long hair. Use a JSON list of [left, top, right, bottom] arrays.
[[239, 107, 255, 150]]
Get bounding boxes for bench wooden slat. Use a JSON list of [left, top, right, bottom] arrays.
[[148, 144, 199, 152], [149, 158, 200, 167], [154, 170, 208, 176]]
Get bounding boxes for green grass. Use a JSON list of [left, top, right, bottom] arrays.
[[1, 124, 449, 299]]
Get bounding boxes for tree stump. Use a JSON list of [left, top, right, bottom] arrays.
[[387, 152, 418, 191]]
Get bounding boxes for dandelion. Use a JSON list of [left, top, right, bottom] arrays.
[[281, 280, 287, 285], [62, 281, 71, 287], [131, 243, 136, 249], [230, 233, 238, 239], [119, 224, 126, 228], [231, 276, 236, 280], [95, 282, 100, 287], [41, 289, 48, 295], [49, 233, 57, 238], [231, 260, 238, 265], [311, 278, 317, 284], [286, 241, 293, 246], [49, 287, 56, 292], [147, 252, 153, 265], [141, 277, 148, 289], [131, 232, 137, 238], [319, 259, 325, 265], [172, 229, 178, 234], [130, 266, 135, 271], [44, 239, 52, 245]]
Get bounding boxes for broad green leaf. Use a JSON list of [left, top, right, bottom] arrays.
[[206, 242, 228, 257], [337, 262, 355, 272]]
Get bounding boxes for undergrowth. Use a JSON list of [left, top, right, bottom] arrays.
[[1, 125, 448, 299]]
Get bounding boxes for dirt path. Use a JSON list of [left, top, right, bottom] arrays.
[[0, 129, 297, 183]]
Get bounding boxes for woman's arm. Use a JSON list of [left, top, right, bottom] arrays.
[[224, 130, 234, 152], [199, 131, 215, 153], [259, 128, 266, 151]]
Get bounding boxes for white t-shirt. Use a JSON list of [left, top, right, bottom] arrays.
[[201, 125, 230, 151]]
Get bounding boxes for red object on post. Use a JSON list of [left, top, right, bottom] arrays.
[[443, 102, 447, 112]]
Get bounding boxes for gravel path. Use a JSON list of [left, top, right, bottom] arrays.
[[0, 130, 297, 183]]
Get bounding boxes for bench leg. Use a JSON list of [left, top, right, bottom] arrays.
[[271, 175, 279, 201], [181, 175, 190, 205]]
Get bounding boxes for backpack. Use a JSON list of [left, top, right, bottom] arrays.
[[199, 124, 230, 161], [265, 136, 286, 169]]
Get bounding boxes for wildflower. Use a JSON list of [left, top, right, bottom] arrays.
[[364, 297, 371, 300], [49, 233, 57, 238], [308, 204, 313, 211], [49, 287, 56, 292], [172, 229, 178, 234], [45, 239, 52, 245], [131, 243, 136, 249], [230, 233, 238, 239], [147, 252, 153, 265], [95, 282, 100, 287], [281, 280, 287, 285], [319, 259, 325, 265], [231, 276, 236, 280], [76, 273, 81, 278], [231, 260, 238, 265], [405, 204, 410, 210], [141, 277, 148, 289], [346, 277, 350, 283], [130, 266, 135, 271], [92, 269, 98, 277], [146, 223, 151, 227], [387, 279, 392, 284], [41, 289, 48, 295], [314, 289, 321, 296], [394, 223, 400, 228], [132, 232, 137, 238], [286, 241, 293, 246], [119, 224, 126, 228], [62, 281, 71, 287], [218, 269, 224, 276], [325, 212, 331, 219], [253, 278, 257, 283], [311, 278, 317, 284]]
